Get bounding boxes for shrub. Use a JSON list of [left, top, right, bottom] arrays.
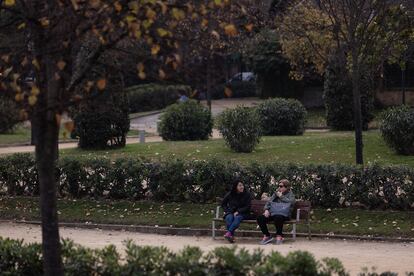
[[1, 154, 414, 210], [256, 98, 307, 135], [157, 100, 213, 141], [1, 237, 410, 275], [323, 61, 374, 130], [127, 84, 192, 113], [380, 106, 414, 155], [217, 106, 262, 153], [0, 96, 20, 134], [72, 109, 130, 149]]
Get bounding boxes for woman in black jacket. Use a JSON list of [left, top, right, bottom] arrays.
[[221, 180, 251, 243]]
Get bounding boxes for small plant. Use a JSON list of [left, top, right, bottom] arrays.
[[380, 106, 414, 155], [256, 98, 307, 135], [158, 100, 213, 141], [217, 106, 262, 153]]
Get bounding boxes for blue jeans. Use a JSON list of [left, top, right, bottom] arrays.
[[225, 214, 244, 235]]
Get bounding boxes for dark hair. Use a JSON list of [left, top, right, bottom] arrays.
[[230, 179, 244, 194]]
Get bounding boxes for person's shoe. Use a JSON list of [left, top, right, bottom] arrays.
[[260, 235, 273, 245], [224, 231, 234, 243], [275, 235, 284, 245]]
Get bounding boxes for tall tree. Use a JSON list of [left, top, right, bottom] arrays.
[[0, 1, 253, 274]]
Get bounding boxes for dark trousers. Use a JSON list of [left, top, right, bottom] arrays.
[[257, 214, 289, 237]]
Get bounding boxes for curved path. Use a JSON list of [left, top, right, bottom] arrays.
[[0, 222, 413, 275]]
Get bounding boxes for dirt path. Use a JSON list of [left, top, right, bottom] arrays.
[[1, 222, 413, 275]]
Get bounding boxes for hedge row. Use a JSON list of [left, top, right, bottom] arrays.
[[1, 154, 413, 210], [0, 237, 369, 275], [127, 84, 191, 113]]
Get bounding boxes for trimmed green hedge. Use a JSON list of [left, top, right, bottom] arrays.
[[0, 237, 351, 275], [1, 154, 413, 210], [127, 84, 192, 113]]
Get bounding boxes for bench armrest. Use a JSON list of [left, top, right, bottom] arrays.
[[296, 208, 301, 221], [215, 205, 221, 219]]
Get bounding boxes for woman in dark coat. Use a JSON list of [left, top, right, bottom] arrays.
[[221, 180, 251, 243]]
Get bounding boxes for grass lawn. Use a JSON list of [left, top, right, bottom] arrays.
[[1, 197, 413, 238], [61, 131, 414, 166]]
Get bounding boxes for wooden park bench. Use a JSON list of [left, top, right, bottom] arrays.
[[212, 198, 311, 240]]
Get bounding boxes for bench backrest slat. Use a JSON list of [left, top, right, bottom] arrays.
[[217, 197, 311, 221]]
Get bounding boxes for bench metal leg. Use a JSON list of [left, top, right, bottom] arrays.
[[212, 221, 216, 240], [307, 222, 311, 240], [292, 223, 296, 240]]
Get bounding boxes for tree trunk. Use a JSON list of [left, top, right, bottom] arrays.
[[402, 66, 406, 105], [35, 56, 63, 276], [351, 49, 364, 165]]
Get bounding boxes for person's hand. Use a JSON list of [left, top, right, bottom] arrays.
[[264, 210, 270, 218], [276, 191, 283, 198], [234, 211, 239, 216]]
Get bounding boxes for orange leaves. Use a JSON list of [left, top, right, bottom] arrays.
[[157, 28, 169, 37], [57, 60, 66, 71], [172, 8, 185, 20], [245, 23, 254, 32], [151, 44, 161, 55], [224, 24, 238, 36], [146, 8, 157, 20], [39, 17, 50, 27], [96, 78, 107, 90], [114, 1, 122, 12], [4, 0, 16, 6], [15, 93, 23, 102], [137, 62, 146, 79]]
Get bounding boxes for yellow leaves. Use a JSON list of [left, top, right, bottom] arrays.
[[18, 23, 26, 30], [32, 59, 40, 70], [39, 17, 50, 27], [146, 8, 157, 20], [126, 15, 136, 23], [151, 44, 161, 55], [15, 93, 23, 102], [28, 95, 37, 106], [245, 23, 254, 32], [157, 1, 168, 14], [142, 19, 153, 29], [57, 60, 66, 71], [137, 62, 146, 79], [114, 1, 122, 12], [4, 0, 15, 6], [224, 86, 232, 98], [224, 24, 238, 36], [172, 8, 185, 20], [157, 28, 169, 37], [214, 0, 222, 6], [31, 85, 40, 96], [158, 69, 166, 79], [201, 19, 209, 28], [96, 78, 107, 90]]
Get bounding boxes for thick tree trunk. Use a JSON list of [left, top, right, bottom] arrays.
[[35, 56, 63, 275], [351, 50, 364, 165]]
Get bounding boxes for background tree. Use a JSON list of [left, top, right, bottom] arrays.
[[278, 0, 411, 164]]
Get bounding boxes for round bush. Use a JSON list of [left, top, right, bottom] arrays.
[[380, 106, 414, 155], [217, 106, 262, 153], [256, 98, 307, 135], [158, 100, 213, 141], [0, 96, 20, 134]]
